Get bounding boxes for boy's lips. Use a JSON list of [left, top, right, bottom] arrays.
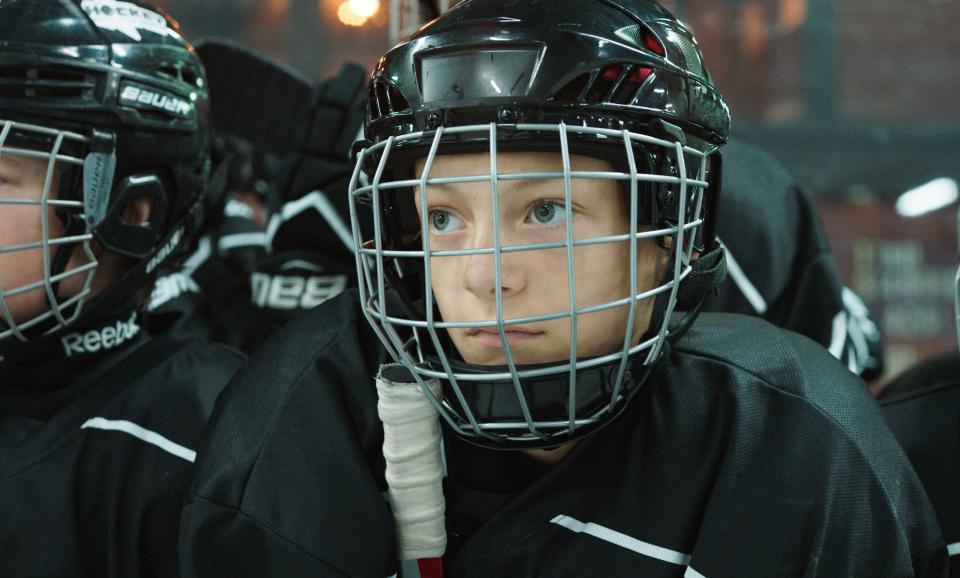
[[466, 326, 544, 347]]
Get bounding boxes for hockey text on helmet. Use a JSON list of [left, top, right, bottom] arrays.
[[80, 0, 182, 42], [61, 311, 140, 357]]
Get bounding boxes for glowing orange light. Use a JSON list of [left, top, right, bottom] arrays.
[[349, 0, 380, 18], [337, 1, 368, 26]]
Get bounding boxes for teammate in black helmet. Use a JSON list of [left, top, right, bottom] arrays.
[[0, 1, 244, 575], [181, 1, 944, 576]]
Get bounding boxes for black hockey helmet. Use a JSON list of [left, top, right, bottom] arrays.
[[351, 0, 730, 449], [0, 0, 212, 351]]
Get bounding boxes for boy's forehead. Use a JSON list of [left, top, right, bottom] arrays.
[[412, 150, 621, 201], [415, 150, 615, 175]]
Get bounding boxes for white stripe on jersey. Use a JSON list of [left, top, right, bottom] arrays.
[[717, 240, 767, 315], [265, 190, 355, 254], [218, 232, 268, 252], [828, 310, 847, 359], [81, 417, 196, 463], [947, 541, 960, 556], [684, 566, 708, 578], [551, 515, 693, 567]]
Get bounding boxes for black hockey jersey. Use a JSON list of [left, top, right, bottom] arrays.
[[181, 291, 945, 577], [0, 310, 245, 577], [881, 351, 960, 575]]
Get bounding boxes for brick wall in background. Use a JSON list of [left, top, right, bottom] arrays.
[[840, 0, 960, 121]]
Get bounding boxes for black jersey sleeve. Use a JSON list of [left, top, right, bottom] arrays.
[[0, 336, 245, 578], [671, 316, 945, 577], [179, 290, 397, 578]]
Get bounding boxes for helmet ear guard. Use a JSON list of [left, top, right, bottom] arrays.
[[93, 174, 171, 259]]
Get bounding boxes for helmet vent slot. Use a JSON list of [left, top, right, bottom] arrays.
[[369, 80, 411, 119], [375, 81, 391, 115], [553, 73, 590, 102], [387, 84, 411, 114], [611, 65, 653, 104], [587, 64, 623, 103], [0, 66, 98, 101], [368, 86, 382, 120], [156, 64, 202, 88], [552, 64, 652, 106]]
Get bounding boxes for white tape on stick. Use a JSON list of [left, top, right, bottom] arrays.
[[377, 365, 447, 562]]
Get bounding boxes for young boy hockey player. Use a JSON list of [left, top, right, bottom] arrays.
[[181, 1, 945, 576]]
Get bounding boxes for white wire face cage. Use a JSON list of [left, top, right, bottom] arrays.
[[388, 0, 454, 46], [0, 119, 99, 344], [350, 122, 712, 447]]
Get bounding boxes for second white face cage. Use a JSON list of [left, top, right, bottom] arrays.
[[350, 122, 709, 444], [0, 119, 99, 343]]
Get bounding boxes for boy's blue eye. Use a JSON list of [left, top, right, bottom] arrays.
[[429, 209, 462, 233], [530, 202, 567, 225]]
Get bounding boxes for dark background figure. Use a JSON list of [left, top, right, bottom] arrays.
[[147, 40, 369, 352]]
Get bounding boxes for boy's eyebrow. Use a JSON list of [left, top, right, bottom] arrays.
[[0, 158, 22, 178], [0, 154, 22, 168], [421, 176, 559, 196], [420, 181, 459, 195]]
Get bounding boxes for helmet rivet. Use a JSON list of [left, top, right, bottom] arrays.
[[426, 112, 442, 129], [498, 107, 520, 124]]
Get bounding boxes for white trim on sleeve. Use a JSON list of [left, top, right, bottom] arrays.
[[81, 417, 196, 463], [551, 515, 694, 567]]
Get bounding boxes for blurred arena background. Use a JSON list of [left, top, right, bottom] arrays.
[[156, 0, 960, 379]]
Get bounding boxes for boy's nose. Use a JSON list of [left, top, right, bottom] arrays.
[[462, 224, 526, 300]]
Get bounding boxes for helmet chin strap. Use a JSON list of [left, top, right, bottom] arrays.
[[664, 240, 727, 344]]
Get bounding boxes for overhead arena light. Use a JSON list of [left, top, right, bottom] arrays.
[[349, 0, 380, 18], [338, 1, 368, 26], [895, 177, 959, 218]]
